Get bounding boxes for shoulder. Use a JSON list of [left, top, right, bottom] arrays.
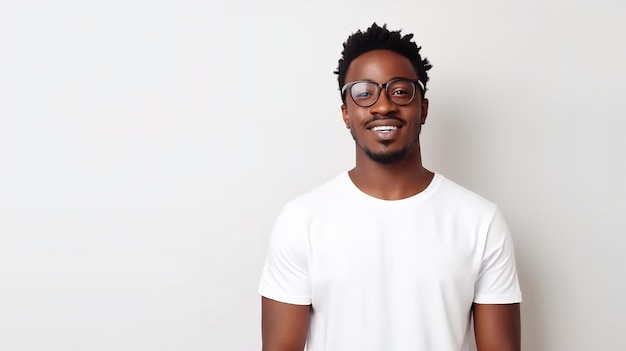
[[269, 172, 349, 231], [432, 174, 499, 218], [284, 172, 351, 213]]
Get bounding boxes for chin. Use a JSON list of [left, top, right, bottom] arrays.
[[365, 148, 409, 164]]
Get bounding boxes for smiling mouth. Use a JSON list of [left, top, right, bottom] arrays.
[[370, 126, 398, 132]]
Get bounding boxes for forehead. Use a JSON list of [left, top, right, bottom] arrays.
[[345, 50, 418, 83]]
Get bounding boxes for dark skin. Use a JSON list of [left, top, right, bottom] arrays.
[[340, 50, 432, 200], [261, 50, 520, 351], [473, 303, 521, 351], [261, 297, 309, 351]]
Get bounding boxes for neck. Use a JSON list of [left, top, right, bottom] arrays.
[[349, 148, 434, 200]]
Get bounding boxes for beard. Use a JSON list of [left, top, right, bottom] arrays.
[[364, 147, 409, 164], [350, 128, 420, 165]]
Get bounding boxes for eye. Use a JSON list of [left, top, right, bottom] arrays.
[[389, 81, 414, 96], [391, 88, 410, 96], [355, 90, 373, 98], [351, 82, 377, 100]]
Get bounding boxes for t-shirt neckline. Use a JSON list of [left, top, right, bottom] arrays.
[[341, 171, 442, 206]]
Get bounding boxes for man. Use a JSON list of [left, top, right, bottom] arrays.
[[259, 23, 522, 351]]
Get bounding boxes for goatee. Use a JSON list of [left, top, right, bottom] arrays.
[[350, 128, 413, 164], [364, 148, 409, 164]]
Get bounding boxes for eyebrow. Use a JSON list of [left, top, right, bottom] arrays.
[[356, 76, 421, 84]]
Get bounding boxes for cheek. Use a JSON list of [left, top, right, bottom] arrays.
[[342, 108, 358, 129]]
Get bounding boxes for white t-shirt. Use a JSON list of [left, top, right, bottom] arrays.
[[259, 173, 522, 351]]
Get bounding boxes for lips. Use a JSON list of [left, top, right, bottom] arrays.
[[371, 125, 398, 132], [366, 117, 404, 131], [366, 115, 404, 126], [365, 118, 404, 140]]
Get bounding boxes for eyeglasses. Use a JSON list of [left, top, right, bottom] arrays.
[[341, 78, 425, 107]]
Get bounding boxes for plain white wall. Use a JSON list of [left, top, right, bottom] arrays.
[[0, 0, 624, 350]]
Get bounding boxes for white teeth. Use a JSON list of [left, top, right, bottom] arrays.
[[372, 126, 397, 132]]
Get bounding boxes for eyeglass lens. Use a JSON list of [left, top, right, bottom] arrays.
[[350, 80, 416, 107]]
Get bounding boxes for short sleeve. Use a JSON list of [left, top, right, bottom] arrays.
[[474, 209, 522, 304], [258, 202, 312, 305]]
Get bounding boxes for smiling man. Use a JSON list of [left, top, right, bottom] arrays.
[[259, 23, 522, 351]]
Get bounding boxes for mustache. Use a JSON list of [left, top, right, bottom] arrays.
[[365, 114, 405, 126]]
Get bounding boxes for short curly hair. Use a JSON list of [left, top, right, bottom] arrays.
[[335, 23, 432, 101]]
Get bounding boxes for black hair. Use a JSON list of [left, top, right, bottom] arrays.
[[334, 23, 432, 100]]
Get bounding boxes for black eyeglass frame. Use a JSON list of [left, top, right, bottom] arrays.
[[341, 78, 426, 107]]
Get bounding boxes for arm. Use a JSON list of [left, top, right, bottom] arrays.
[[473, 303, 521, 351], [261, 297, 310, 351]]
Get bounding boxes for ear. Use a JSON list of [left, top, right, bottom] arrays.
[[420, 98, 429, 125], [341, 104, 350, 128]]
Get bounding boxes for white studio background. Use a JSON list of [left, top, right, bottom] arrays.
[[0, 1, 624, 350]]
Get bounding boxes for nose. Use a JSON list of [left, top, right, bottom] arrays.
[[369, 87, 398, 115]]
